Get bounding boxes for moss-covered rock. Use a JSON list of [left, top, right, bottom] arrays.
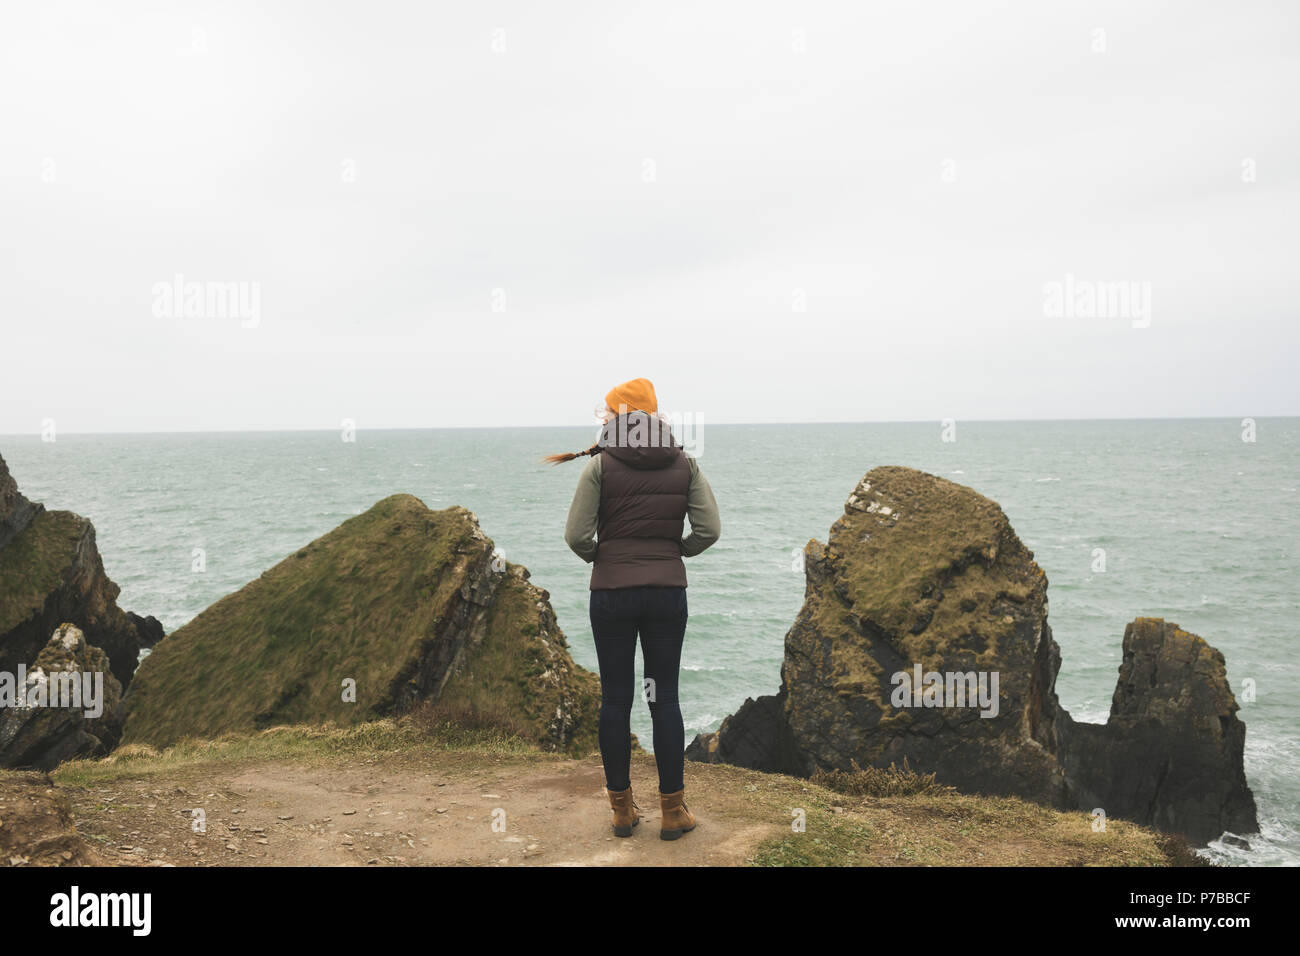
[[122, 495, 599, 755], [0, 452, 160, 692], [695, 466, 1068, 804], [0, 625, 123, 769], [689, 466, 1257, 845], [436, 566, 601, 753]]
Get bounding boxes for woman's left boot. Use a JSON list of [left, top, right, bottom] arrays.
[[658, 789, 697, 841], [607, 786, 640, 837]]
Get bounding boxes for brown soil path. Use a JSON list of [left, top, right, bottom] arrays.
[[61, 753, 784, 867]]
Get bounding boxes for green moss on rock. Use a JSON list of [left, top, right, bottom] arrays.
[[122, 495, 599, 755]]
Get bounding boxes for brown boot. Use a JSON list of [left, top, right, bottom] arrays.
[[658, 789, 697, 841], [607, 786, 640, 837]]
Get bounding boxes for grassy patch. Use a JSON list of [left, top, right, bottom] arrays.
[[53, 716, 538, 787], [748, 785, 1200, 867], [811, 758, 956, 798], [752, 820, 876, 866]]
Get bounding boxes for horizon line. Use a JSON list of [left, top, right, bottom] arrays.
[[0, 413, 1292, 439]]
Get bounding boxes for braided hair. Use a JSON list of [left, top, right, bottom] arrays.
[[541, 443, 600, 465]]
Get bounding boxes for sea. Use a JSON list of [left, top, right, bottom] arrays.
[[2, 418, 1295, 866]]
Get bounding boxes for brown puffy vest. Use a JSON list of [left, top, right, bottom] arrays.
[[591, 412, 691, 590]]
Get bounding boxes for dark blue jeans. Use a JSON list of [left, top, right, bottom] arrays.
[[589, 585, 688, 794]]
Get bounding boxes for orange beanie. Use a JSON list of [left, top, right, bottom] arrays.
[[604, 378, 658, 415]]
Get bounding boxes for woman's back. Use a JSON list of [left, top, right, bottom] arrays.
[[549, 378, 720, 842]]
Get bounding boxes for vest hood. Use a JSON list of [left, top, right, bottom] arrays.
[[598, 411, 681, 470]]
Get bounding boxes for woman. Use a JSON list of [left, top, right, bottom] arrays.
[[546, 378, 721, 840]]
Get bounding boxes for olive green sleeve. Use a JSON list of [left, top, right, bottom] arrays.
[[564, 454, 602, 563], [681, 456, 721, 557]]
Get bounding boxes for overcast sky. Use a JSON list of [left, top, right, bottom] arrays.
[[1, 1, 1296, 433]]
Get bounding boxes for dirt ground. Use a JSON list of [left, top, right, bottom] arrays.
[[57, 752, 784, 867], [7, 731, 1190, 868]]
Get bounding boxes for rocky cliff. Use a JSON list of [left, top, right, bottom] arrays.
[[0, 452, 162, 768], [687, 466, 1258, 845], [0, 625, 124, 770], [122, 494, 601, 755], [0, 455, 40, 551]]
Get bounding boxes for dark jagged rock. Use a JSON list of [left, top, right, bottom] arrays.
[[687, 692, 794, 772], [1058, 618, 1258, 843], [0, 452, 161, 693], [0, 624, 124, 770], [123, 495, 600, 755], [126, 611, 165, 651], [0, 454, 41, 550], [688, 466, 1258, 845]]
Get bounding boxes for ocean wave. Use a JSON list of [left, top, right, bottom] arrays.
[[685, 713, 724, 733], [1199, 815, 1300, 867], [1068, 703, 1110, 724]]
